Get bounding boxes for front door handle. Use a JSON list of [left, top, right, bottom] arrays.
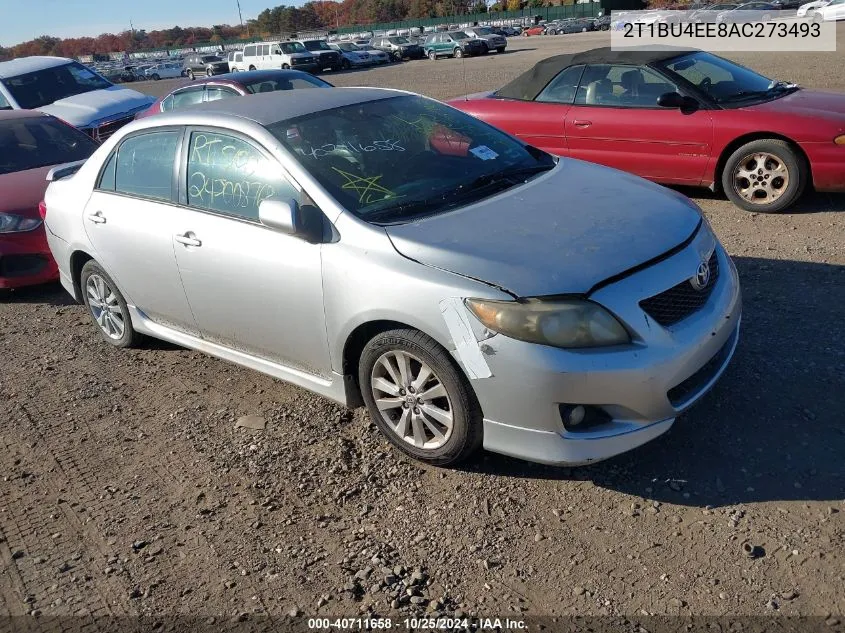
[[175, 233, 202, 247], [86, 211, 106, 224], [572, 120, 592, 128]]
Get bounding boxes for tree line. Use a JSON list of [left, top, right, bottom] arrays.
[[0, 0, 568, 61]]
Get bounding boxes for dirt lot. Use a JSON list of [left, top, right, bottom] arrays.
[[1, 31, 844, 631]]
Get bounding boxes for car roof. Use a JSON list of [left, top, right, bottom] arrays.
[[0, 56, 73, 79], [0, 109, 50, 121], [495, 46, 696, 100], [175, 69, 325, 89], [151, 87, 405, 126]]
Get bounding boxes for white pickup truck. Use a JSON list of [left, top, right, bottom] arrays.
[[0, 56, 155, 141]]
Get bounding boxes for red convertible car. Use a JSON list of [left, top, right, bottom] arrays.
[[449, 47, 845, 213]]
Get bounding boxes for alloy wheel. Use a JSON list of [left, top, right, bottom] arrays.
[[370, 350, 453, 450], [86, 274, 125, 340], [732, 152, 790, 205]]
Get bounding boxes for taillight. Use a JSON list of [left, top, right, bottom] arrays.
[[38, 200, 47, 220]]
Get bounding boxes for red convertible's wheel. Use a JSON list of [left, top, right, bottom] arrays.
[[721, 139, 806, 213]]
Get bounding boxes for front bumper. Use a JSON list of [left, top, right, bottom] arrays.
[[0, 226, 58, 289], [801, 141, 845, 191], [470, 229, 742, 466]]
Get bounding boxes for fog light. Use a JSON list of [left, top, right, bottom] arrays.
[[561, 405, 586, 427]]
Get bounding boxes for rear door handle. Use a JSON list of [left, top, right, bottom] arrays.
[[175, 233, 202, 247], [86, 211, 106, 224], [572, 120, 592, 128]]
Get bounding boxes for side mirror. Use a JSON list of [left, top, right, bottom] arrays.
[[657, 91, 699, 111], [259, 199, 298, 235]]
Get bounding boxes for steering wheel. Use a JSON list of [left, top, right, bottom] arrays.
[[699, 77, 712, 93]]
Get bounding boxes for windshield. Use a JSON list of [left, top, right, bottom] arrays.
[[388, 37, 409, 44], [337, 43, 358, 51], [0, 117, 98, 176], [202, 56, 222, 63], [1, 61, 112, 109], [268, 95, 555, 223], [281, 42, 307, 54], [303, 40, 331, 51], [451, 31, 470, 40], [660, 51, 791, 105], [474, 27, 493, 35]]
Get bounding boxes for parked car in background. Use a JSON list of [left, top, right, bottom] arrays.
[[691, 2, 741, 20], [796, 0, 830, 15], [0, 57, 154, 140], [450, 47, 845, 213], [423, 31, 486, 59], [716, 1, 778, 21], [135, 70, 332, 119], [0, 110, 98, 289], [770, 0, 804, 8], [522, 24, 547, 35], [810, 0, 845, 19], [183, 53, 229, 80], [370, 36, 425, 60], [354, 43, 391, 65], [240, 41, 319, 73], [297, 40, 343, 71], [463, 26, 508, 53], [145, 62, 184, 80], [328, 42, 375, 69], [43, 87, 740, 468], [593, 14, 612, 29]]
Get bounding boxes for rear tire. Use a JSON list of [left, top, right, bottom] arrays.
[[249, 65, 256, 70], [151, 73, 160, 80], [496, 46, 506, 53], [720, 138, 806, 213], [282, 63, 290, 69], [359, 329, 483, 466], [187, 69, 194, 80], [80, 261, 141, 349], [342, 58, 351, 70], [206, 68, 213, 77]]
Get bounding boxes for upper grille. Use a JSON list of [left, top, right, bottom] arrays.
[[90, 115, 135, 142], [640, 251, 719, 327]]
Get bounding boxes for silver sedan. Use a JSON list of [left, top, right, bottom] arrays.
[[43, 88, 741, 466]]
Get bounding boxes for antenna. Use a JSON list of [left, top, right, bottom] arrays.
[[462, 45, 468, 101]]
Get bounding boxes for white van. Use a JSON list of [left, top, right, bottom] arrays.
[[240, 42, 319, 74]]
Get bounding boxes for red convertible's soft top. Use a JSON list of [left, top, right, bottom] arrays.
[[495, 46, 695, 101]]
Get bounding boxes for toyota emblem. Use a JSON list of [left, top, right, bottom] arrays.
[[690, 260, 711, 291]]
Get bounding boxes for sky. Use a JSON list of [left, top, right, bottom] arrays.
[[0, 0, 296, 47]]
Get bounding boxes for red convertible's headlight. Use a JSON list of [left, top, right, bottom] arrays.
[[834, 135, 845, 145]]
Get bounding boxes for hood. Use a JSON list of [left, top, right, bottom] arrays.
[[746, 89, 845, 126], [384, 160, 702, 297], [290, 52, 316, 59], [0, 166, 52, 216], [37, 86, 154, 128]]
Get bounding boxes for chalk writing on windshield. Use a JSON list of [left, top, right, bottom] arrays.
[[301, 139, 405, 159], [332, 167, 396, 204]]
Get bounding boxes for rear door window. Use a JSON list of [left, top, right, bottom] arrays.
[[113, 131, 180, 202]]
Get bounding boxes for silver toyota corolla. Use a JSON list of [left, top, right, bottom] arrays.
[[43, 88, 741, 467]]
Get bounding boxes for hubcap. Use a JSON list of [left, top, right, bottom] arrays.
[[370, 351, 453, 450], [733, 152, 789, 205], [86, 274, 125, 340]]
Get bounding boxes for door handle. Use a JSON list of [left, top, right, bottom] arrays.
[[175, 233, 202, 247], [572, 120, 592, 128], [86, 211, 106, 224]]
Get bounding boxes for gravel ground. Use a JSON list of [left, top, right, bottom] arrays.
[[1, 30, 843, 630]]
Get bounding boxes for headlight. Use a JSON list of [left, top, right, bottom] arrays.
[[465, 298, 630, 348], [0, 213, 42, 233]]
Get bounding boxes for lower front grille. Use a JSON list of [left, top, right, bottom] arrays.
[[667, 325, 738, 408], [640, 251, 719, 327], [91, 115, 135, 142]]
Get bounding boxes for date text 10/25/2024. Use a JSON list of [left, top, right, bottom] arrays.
[[307, 617, 528, 630]]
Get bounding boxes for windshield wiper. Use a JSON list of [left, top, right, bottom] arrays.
[[719, 80, 798, 103]]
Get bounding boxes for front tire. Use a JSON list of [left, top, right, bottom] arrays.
[[428, 49, 437, 60], [359, 329, 483, 466], [721, 139, 806, 213], [186, 69, 194, 80], [282, 63, 290, 69], [454, 47, 463, 58], [342, 58, 351, 70], [80, 261, 140, 348], [206, 68, 213, 77], [151, 73, 160, 81]]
